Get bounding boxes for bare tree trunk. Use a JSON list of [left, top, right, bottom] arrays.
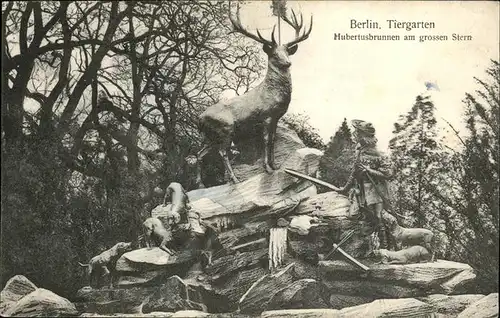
[[126, 2, 142, 174], [126, 3, 142, 240], [39, 3, 71, 138], [58, 2, 131, 138]]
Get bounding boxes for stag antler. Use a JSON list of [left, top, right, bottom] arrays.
[[228, 1, 277, 46], [281, 9, 313, 47]]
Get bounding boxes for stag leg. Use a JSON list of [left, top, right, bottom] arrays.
[[98, 266, 110, 289], [219, 149, 239, 183], [89, 269, 98, 289], [159, 238, 175, 255], [143, 228, 153, 249], [263, 118, 274, 174], [196, 144, 212, 188], [372, 203, 387, 249], [268, 118, 278, 170]]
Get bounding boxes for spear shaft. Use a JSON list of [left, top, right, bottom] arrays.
[[284, 169, 342, 192]]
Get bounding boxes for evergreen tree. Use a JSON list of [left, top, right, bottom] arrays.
[[318, 118, 355, 191], [325, 118, 353, 160], [389, 94, 440, 227], [281, 113, 326, 150], [423, 60, 499, 292]]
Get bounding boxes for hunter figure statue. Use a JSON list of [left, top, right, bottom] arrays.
[[340, 120, 393, 249]]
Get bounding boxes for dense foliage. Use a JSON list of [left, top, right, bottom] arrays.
[[318, 118, 355, 192], [426, 61, 498, 292], [281, 112, 326, 150], [317, 62, 499, 293], [387, 61, 499, 292], [389, 94, 441, 228], [1, 0, 265, 297]]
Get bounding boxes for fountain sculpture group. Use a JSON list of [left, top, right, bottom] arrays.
[[73, 5, 479, 317]]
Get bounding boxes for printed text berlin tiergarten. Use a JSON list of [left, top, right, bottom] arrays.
[[337, 19, 472, 42], [351, 19, 435, 31]]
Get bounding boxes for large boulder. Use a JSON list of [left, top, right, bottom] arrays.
[[261, 309, 341, 318], [205, 247, 270, 312], [339, 298, 436, 317], [4, 288, 78, 317], [418, 294, 486, 317], [115, 271, 172, 288], [231, 124, 314, 181], [116, 248, 196, 272], [141, 276, 207, 313], [217, 220, 273, 250], [151, 127, 321, 231], [328, 294, 375, 309], [205, 248, 268, 282], [75, 273, 215, 315], [285, 191, 375, 259], [75, 286, 157, 314], [320, 259, 477, 298], [187, 125, 322, 229], [265, 279, 330, 310], [0, 275, 37, 315], [211, 266, 268, 312], [238, 263, 295, 314], [457, 293, 498, 318], [188, 170, 317, 228], [115, 248, 196, 287], [262, 298, 440, 318], [80, 313, 172, 317], [170, 310, 210, 317], [294, 192, 353, 218]]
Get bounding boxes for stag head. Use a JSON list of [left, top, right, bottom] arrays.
[[229, 4, 313, 69]]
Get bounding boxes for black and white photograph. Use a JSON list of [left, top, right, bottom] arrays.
[[1, 1, 499, 317]]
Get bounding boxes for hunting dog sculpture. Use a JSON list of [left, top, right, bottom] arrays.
[[142, 217, 177, 255], [79, 242, 133, 288], [382, 212, 435, 261], [193, 5, 313, 187], [373, 245, 432, 264], [162, 182, 190, 225]]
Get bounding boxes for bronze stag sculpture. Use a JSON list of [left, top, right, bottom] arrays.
[[194, 6, 313, 187]]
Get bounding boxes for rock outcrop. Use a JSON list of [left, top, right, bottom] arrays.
[[261, 308, 341, 318], [189, 125, 322, 229], [76, 272, 217, 315], [0, 276, 77, 317], [262, 298, 435, 318], [71, 124, 486, 318], [75, 286, 157, 314], [457, 293, 498, 318], [0, 275, 37, 315], [320, 259, 477, 300], [340, 298, 436, 317], [141, 276, 207, 313], [76, 293, 498, 317], [238, 263, 295, 314], [265, 279, 330, 311], [231, 124, 316, 182], [419, 294, 486, 317]]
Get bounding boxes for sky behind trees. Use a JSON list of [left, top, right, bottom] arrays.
[[232, 1, 499, 151]]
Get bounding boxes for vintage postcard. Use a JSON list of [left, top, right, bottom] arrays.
[[1, 1, 498, 316]]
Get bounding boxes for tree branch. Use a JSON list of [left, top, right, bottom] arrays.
[[68, 2, 103, 33], [40, 2, 71, 133], [57, 2, 132, 137], [19, 2, 33, 55], [100, 100, 164, 138], [32, 2, 43, 39]]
